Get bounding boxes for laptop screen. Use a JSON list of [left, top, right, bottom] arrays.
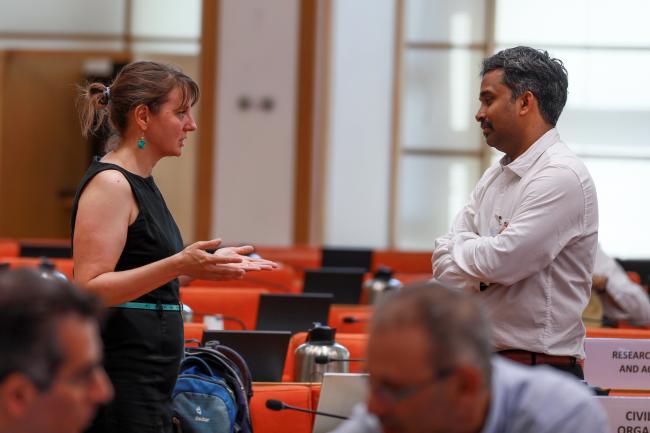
[[201, 330, 292, 382], [321, 247, 373, 272], [312, 373, 369, 433], [255, 293, 333, 334], [303, 267, 366, 304]]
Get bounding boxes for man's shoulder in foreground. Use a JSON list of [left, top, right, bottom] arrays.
[[483, 357, 608, 433]]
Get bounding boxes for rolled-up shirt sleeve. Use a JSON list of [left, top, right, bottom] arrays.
[[447, 165, 585, 287]]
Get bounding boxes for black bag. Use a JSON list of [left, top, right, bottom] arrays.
[[172, 343, 254, 433]]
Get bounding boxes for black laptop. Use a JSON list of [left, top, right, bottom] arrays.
[[201, 330, 292, 382], [321, 247, 373, 272], [303, 267, 366, 304], [255, 293, 333, 334]]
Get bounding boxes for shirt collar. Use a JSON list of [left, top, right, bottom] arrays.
[[499, 128, 560, 178]]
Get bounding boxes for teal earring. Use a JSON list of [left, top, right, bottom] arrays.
[[137, 136, 145, 149]]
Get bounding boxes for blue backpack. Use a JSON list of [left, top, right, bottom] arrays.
[[172, 345, 254, 433]]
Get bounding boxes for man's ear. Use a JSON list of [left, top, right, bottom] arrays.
[[518, 90, 536, 116], [133, 104, 150, 131], [0, 373, 39, 417]]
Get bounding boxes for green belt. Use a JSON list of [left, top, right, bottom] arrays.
[[113, 302, 181, 311]]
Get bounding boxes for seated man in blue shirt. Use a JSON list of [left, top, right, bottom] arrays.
[[328, 282, 608, 433]]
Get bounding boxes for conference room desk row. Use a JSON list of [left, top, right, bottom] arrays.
[[0, 254, 432, 298], [184, 322, 650, 378], [180, 286, 372, 333], [194, 325, 650, 433], [253, 246, 434, 275]]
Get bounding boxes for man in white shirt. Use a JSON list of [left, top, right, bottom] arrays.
[[328, 283, 609, 433], [592, 244, 650, 326], [432, 46, 598, 378]]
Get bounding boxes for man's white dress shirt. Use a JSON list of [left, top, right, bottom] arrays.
[[432, 129, 598, 358]]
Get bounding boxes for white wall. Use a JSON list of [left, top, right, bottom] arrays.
[[0, 0, 124, 34], [211, 0, 299, 244], [323, 0, 396, 248]]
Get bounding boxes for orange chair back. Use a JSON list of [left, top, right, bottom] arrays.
[[180, 286, 269, 330], [254, 245, 321, 273], [251, 384, 314, 433], [328, 305, 373, 334], [1, 257, 73, 280], [372, 250, 432, 274], [183, 322, 205, 347], [310, 383, 322, 410], [626, 271, 642, 285], [586, 327, 650, 339], [0, 239, 19, 257], [188, 264, 298, 293], [283, 332, 368, 381]]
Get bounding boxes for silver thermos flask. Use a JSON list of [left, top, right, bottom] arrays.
[[38, 258, 68, 282], [362, 266, 402, 305], [294, 323, 350, 382]]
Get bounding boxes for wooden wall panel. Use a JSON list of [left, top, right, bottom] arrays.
[[0, 52, 92, 238]]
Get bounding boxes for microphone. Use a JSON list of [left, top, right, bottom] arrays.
[[314, 355, 367, 364], [265, 399, 348, 420], [342, 316, 369, 324]]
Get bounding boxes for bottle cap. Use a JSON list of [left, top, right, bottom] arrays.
[[307, 322, 337, 345]]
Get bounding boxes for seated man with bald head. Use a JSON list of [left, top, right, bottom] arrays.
[[0, 269, 113, 433], [329, 282, 608, 433]]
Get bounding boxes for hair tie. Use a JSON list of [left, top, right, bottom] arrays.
[[103, 86, 111, 100]]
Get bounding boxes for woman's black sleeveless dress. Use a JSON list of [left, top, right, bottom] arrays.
[[71, 160, 184, 433]]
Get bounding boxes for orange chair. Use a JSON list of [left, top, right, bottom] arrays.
[[310, 383, 322, 411], [187, 264, 298, 293], [627, 271, 642, 285], [328, 305, 373, 334], [1, 256, 74, 280], [180, 286, 270, 330], [251, 384, 314, 433], [283, 332, 368, 381], [183, 322, 205, 347], [0, 239, 19, 257], [254, 245, 321, 273], [372, 250, 432, 274]]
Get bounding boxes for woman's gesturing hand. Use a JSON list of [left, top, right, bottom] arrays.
[[178, 239, 247, 280], [214, 245, 279, 271]]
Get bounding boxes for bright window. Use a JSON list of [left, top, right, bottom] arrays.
[[398, 0, 650, 258]]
